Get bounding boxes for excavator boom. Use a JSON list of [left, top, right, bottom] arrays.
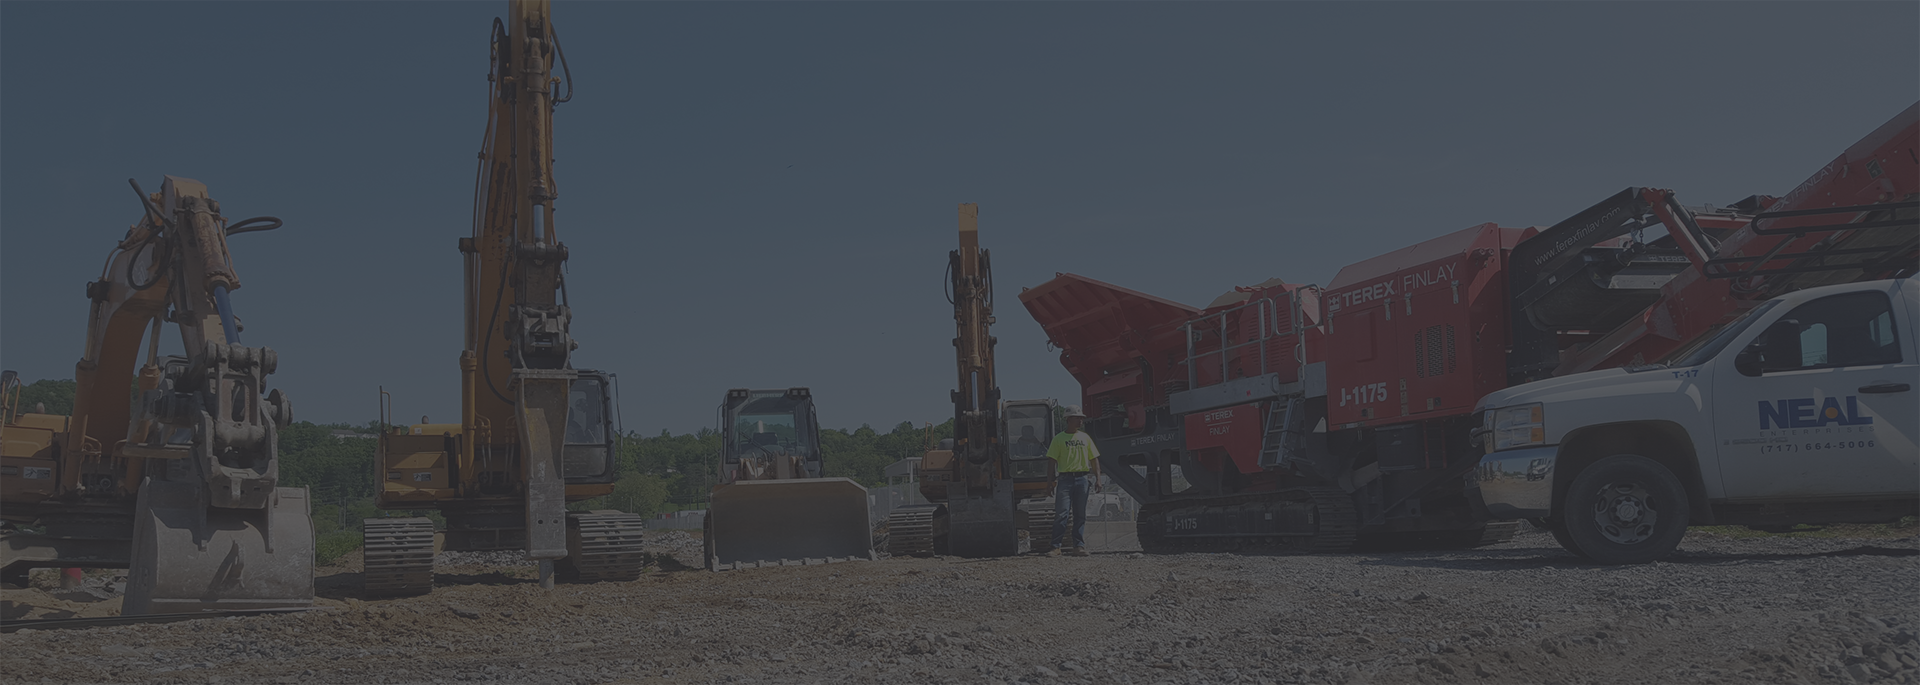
[[887, 205, 1056, 558], [1, 176, 312, 614], [364, 0, 643, 595]]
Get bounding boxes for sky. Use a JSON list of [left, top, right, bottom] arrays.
[[3, 1, 1916, 436]]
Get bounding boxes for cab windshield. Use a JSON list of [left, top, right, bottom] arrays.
[[1662, 299, 1781, 369], [1005, 404, 1052, 459], [565, 378, 606, 445], [728, 394, 812, 460]]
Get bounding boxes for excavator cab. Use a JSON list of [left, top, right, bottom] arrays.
[[562, 372, 616, 484], [1003, 399, 1057, 485], [704, 388, 872, 570]]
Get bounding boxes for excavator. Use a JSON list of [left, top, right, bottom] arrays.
[[0, 176, 312, 614], [886, 204, 1059, 558], [702, 387, 872, 570], [363, 0, 644, 594]]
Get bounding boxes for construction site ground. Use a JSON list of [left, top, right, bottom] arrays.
[[4, 522, 1917, 685]]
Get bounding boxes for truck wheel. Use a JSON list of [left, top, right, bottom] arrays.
[[1547, 520, 1588, 561], [1560, 455, 1689, 565]]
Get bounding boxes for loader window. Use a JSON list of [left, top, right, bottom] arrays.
[[731, 412, 810, 458]]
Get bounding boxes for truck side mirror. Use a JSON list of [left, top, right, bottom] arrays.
[[1735, 345, 1765, 377]]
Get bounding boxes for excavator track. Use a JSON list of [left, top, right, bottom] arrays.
[[362, 518, 435, 597], [1025, 507, 1057, 549], [884, 505, 937, 557], [558, 511, 647, 582], [1136, 487, 1357, 555]]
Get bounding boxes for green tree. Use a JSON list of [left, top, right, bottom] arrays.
[[14, 379, 76, 416]]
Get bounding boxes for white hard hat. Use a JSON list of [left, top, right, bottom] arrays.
[[1064, 405, 1086, 418]]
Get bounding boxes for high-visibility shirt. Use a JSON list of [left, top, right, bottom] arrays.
[[1045, 430, 1100, 473]]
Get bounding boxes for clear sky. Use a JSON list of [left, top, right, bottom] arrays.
[[3, 2, 1916, 436]]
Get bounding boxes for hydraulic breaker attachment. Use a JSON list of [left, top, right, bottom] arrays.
[[514, 369, 575, 564], [705, 478, 873, 570]]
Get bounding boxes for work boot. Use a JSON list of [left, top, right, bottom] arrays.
[[1046, 547, 1063, 557], [1069, 546, 1089, 557]]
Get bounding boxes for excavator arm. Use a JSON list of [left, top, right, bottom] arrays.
[[1, 175, 310, 614], [365, 1, 641, 594]]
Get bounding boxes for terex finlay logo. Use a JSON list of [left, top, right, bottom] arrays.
[[1759, 396, 1873, 429]]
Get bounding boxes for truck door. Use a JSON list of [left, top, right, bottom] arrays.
[[1711, 284, 1919, 500]]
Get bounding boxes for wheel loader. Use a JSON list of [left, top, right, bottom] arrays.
[[885, 204, 1059, 558], [702, 388, 873, 570], [362, 0, 644, 595], [0, 176, 312, 614]]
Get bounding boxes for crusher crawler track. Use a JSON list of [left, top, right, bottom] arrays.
[[1355, 519, 1524, 551], [884, 505, 937, 557], [1136, 487, 1358, 555], [558, 511, 647, 582], [362, 518, 436, 596]]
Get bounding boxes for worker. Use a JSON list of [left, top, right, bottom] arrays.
[[1044, 405, 1101, 557], [1013, 424, 1046, 458]]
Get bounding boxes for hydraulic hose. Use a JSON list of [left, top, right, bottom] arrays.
[[213, 285, 241, 344]]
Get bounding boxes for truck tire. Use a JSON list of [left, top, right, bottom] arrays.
[[1559, 455, 1690, 565]]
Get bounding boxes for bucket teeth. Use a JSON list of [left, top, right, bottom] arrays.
[[362, 518, 435, 596], [558, 512, 647, 582]]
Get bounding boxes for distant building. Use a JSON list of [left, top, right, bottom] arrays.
[[330, 430, 377, 440]]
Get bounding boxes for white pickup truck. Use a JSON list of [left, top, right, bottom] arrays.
[[1474, 277, 1919, 564]]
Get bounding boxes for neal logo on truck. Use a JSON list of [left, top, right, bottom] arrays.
[[1759, 396, 1873, 429]]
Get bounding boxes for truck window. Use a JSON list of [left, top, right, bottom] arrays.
[[1769, 291, 1903, 371], [1666, 300, 1779, 368]]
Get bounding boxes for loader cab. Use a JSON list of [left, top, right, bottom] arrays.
[[562, 370, 617, 484], [1002, 399, 1057, 482], [719, 388, 821, 482]]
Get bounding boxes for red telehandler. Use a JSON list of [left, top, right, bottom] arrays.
[[1019, 103, 1917, 554]]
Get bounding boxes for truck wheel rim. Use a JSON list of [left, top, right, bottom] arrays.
[[1590, 482, 1658, 545]]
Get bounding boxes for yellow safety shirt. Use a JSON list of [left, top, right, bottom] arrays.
[[1045, 430, 1100, 473]]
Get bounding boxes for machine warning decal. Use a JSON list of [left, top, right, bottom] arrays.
[[22, 467, 50, 479]]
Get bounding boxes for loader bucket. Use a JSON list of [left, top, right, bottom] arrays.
[[123, 478, 315, 615], [706, 477, 873, 570]]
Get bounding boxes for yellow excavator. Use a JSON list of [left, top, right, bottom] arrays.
[[887, 204, 1058, 557], [702, 388, 873, 570], [364, 0, 643, 594], [1, 176, 312, 614]]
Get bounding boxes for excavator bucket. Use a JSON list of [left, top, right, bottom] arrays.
[[943, 480, 1020, 558], [705, 478, 873, 570], [123, 478, 314, 615]]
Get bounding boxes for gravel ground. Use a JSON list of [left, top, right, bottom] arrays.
[[4, 524, 1917, 685]]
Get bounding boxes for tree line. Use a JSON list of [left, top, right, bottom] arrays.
[[278, 417, 955, 519]]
